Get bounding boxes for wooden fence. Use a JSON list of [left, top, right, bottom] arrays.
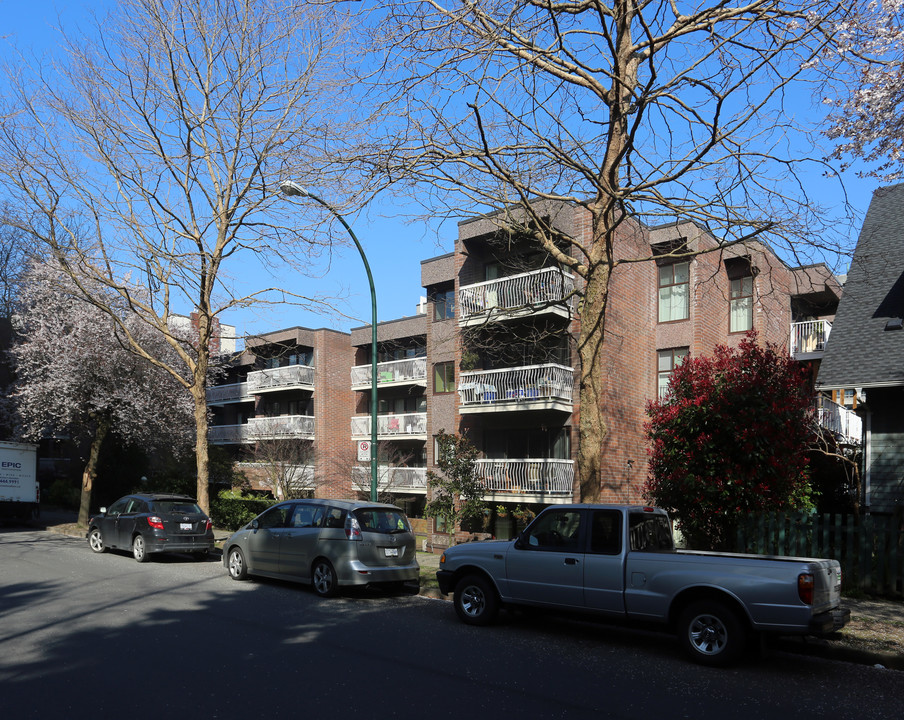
[[734, 512, 904, 598]]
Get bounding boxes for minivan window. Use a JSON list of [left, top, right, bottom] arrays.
[[257, 505, 291, 529], [289, 504, 326, 529], [354, 508, 410, 533]]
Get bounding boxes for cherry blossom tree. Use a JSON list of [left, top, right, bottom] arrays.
[[822, 2, 904, 179], [9, 260, 194, 526]]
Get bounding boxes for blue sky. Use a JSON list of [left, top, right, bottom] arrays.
[[1, 0, 883, 344]]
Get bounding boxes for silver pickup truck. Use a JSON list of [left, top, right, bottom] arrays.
[[436, 504, 850, 665]]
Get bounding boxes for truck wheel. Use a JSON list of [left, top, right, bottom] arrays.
[[678, 599, 746, 666], [87, 528, 106, 553], [132, 534, 149, 563], [454, 574, 499, 626]]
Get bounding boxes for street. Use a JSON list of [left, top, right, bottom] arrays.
[[1, 526, 901, 720]]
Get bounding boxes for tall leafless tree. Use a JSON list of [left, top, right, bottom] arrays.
[[366, 0, 859, 501], [0, 0, 365, 512]]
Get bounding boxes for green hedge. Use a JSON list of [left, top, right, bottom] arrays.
[[210, 493, 275, 531]]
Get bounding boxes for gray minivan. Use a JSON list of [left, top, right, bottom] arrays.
[[223, 498, 419, 596]]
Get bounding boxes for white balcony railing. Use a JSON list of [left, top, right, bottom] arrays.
[[458, 267, 575, 321], [351, 357, 427, 388], [459, 364, 573, 408], [791, 320, 832, 356], [247, 364, 315, 393], [475, 458, 574, 496], [352, 466, 428, 492], [351, 412, 428, 438], [209, 424, 254, 444], [206, 382, 253, 405], [815, 395, 862, 445], [247, 415, 315, 440]]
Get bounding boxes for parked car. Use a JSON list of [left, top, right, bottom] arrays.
[[86, 493, 215, 562], [437, 504, 850, 666], [223, 498, 419, 597]]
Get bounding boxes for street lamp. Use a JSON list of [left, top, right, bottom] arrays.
[[279, 181, 379, 502]]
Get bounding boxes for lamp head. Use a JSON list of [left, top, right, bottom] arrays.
[[279, 181, 308, 198]]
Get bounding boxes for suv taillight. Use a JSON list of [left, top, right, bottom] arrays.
[[147, 515, 164, 530], [344, 514, 362, 540], [204, 518, 212, 532], [798, 573, 814, 605]]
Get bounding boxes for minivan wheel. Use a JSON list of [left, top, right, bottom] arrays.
[[132, 534, 149, 563], [454, 574, 499, 626], [88, 528, 106, 553], [227, 547, 248, 580], [678, 599, 746, 666], [311, 559, 338, 598]]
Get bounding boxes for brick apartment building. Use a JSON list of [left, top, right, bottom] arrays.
[[208, 201, 851, 543]]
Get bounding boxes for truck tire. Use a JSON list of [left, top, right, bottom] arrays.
[[678, 599, 747, 666], [454, 574, 499, 626]]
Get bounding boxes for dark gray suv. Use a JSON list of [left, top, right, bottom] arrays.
[[223, 498, 419, 597]]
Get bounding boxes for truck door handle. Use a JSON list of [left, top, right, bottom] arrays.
[[564, 557, 579, 565]]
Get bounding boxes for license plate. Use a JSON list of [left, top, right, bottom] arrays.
[[384, 547, 399, 557], [180, 523, 192, 531]]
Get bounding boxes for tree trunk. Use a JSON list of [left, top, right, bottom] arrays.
[[192, 387, 211, 514], [575, 262, 611, 502], [78, 416, 111, 527]]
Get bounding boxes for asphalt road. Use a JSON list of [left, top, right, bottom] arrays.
[[2, 526, 902, 720]]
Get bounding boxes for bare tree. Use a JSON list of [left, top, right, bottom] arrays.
[[350, 441, 419, 503], [0, 212, 39, 320], [245, 427, 317, 501], [0, 0, 363, 512], [366, 0, 858, 501], [10, 259, 194, 526]]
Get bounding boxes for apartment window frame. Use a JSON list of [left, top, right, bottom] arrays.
[[433, 361, 455, 394], [729, 275, 754, 334], [657, 261, 690, 323], [657, 347, 689, 399], [433, 289, 455, 321]]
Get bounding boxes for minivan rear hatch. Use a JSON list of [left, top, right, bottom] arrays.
[[352, 507, 416, 567]]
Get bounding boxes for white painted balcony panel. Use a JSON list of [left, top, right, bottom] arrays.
[[209, 424, 254, 444], [351, 412, 428, 438], [206, 382, 253, 405], [247, 365, 315, 393], [458, 267, 575, 325], [459, 364, 573, 412], [351, 357, 427, 389], [815, 395, 862, 445], [475, 458, 574, 496], [791, 320, 832, 357], [247, 414, 315, 440], [352, 466, 428, 493]]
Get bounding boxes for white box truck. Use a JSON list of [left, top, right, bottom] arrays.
[[0, 441, 39, 521]]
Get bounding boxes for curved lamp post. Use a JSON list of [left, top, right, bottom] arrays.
[[279, 181, 378, 502]]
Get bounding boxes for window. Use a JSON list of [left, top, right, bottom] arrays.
[[434, 361, 454, 393], [522, 509, 582, 551], [729, 275, 754, 333], [590, 510, 622, 555], [433, 289, 455, 320], [628, 512, 674, 552], [658, 262, 689, 322], [657, 348, 688, 398]]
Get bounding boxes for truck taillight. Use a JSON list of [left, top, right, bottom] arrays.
[[798, 573, 814, 604], [147, 515, 164, 530], [344, 515, 362, 540]]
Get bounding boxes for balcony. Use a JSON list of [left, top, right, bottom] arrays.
[[247, 364, 315, 394], [209, 424, 254, 444], [351, 412, 428, 440], [459, 364, 573, 414], [458, 267, 575, 327], [352, 466, 428, 494], [815, 395, 862, 446], [248, 415, 315, 440], [475, 458, 574, 501], [351, 357, 427, 389], [206, 381, 253, 406], [791, 320, 832, 359]]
